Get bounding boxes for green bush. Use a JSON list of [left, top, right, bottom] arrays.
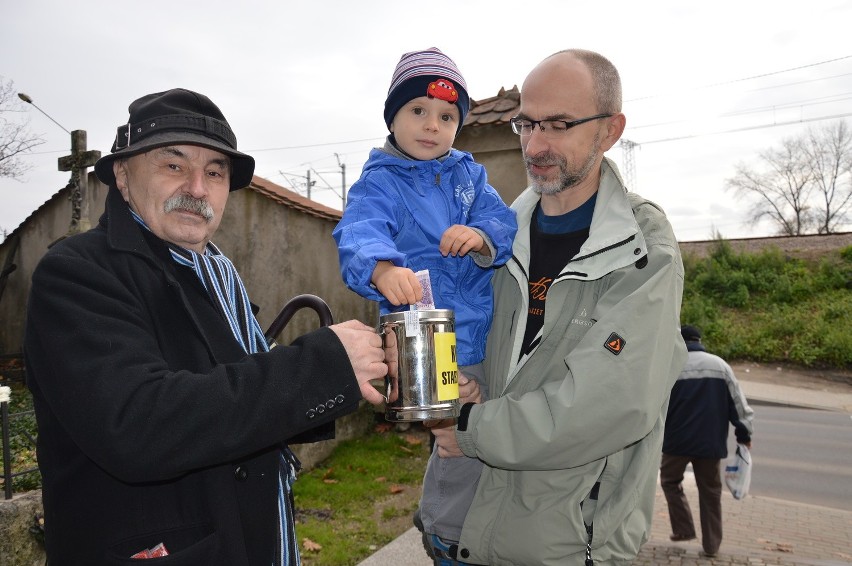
[[682, 242, 852, 368]]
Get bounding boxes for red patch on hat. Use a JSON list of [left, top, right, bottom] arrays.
[[427, 79, 459, 103]]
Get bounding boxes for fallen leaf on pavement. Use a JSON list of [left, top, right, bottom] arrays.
[[404, 434, 422, 446]]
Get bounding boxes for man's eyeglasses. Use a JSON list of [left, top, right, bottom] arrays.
[[510, 114, 612, 137]]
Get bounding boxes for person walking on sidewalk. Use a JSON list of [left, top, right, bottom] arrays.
[[661, 324, 755, 558]]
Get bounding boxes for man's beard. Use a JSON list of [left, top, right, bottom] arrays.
[[526, 132, 601, 195], [164, 194, 214, 222]]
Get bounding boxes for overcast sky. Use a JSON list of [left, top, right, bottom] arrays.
[[2, 0, 851, 242]]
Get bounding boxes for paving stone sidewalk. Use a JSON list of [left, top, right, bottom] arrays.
[[635, 478, 852, 565], [360, 480, 852, 566]]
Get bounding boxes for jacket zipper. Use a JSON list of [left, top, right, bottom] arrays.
[[585, 523, 594, 566]]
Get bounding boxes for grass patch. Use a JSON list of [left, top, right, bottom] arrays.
[[681, 242, 852, 368], [294, 423, 431, 565]]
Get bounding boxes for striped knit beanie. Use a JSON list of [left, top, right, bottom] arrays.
[[383, 47, 470, 133]]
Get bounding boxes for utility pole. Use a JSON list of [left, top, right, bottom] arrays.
[[620, 138, 639, 190], [306, 169, 311, 200], [58, 130, 101, 234], [335, 153, 347, 209]]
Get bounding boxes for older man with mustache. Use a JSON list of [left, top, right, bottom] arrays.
[[24, 88, 386, 565]]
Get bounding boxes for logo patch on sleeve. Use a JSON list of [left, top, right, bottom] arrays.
[[604, 332, 626, 355]]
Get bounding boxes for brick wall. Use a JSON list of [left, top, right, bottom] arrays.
[[679, 232, 852, 261]]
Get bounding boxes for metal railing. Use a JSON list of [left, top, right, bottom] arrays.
[[1, 385, 40, 500]]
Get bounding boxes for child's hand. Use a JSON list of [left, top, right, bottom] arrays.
[[371, 261, 423, 306], [439, 225, 487, 258]]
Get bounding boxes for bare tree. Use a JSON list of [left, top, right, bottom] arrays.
[[726, 137, 814, 236], [0, 76, 45, 180], [801, 121, 852, 234]]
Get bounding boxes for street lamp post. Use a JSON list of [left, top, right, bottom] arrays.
[[17, 93, 71, 134]]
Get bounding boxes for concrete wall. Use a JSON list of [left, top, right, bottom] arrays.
[[455, 124, 528, 206], [0, 176, 108, 354], [215, 183, 378, 343]]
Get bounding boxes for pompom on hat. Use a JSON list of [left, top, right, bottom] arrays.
[[383, 47, 470, 133], [95, 88, 255, 191]]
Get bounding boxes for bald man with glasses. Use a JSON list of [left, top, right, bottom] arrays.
[[426, 49, 687, 566]]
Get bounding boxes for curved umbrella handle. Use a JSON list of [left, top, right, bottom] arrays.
[[265, 294, 334, 346]]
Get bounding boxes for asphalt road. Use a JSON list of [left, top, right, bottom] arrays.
[[735, 403, 852, 511]]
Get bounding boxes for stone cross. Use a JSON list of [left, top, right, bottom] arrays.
[[58, 130, 101, 234]]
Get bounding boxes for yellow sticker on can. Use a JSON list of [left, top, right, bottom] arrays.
[[433, 332, 459, 401]]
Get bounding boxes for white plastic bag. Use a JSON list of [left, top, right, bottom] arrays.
[[724, 443, 752, 500]]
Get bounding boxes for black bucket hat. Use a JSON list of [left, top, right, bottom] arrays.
[[94, 88, 255, 191]]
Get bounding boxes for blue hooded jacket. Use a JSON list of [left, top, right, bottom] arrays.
[[333, 146, 517, 366]]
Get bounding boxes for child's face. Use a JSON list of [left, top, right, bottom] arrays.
[[390, 96, 459, 160]]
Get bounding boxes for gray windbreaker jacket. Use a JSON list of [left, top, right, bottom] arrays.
[[455, 158, 687, 565]]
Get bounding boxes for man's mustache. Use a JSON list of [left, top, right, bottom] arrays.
[[164, 194, 214, 221], [525, 153, 562, 168]]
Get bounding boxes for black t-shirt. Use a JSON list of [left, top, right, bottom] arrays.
[[519, 196, 596, 358]]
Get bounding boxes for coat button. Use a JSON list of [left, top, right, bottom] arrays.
[[306, 409, 316, 419], [335, 394, 345, 404], [326, 399, 335, 409], [316, 404, 325, 414], [460, 548, 470, 559], [234, 466, 248, 481]]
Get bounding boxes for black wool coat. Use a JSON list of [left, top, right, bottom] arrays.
[[25, 187, 362, 565]]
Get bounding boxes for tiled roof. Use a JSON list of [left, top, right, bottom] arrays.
[[247, 176, 342, 221], [464, 86, 520, 128]]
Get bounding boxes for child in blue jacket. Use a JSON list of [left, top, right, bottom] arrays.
[[332, 47, 516, 563]]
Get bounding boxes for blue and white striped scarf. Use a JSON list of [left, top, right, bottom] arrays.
[[130, 210, 299, 565]]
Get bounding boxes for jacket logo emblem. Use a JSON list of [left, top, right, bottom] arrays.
[[604, 332, 626, 355]]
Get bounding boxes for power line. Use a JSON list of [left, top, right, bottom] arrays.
[[700, 55, 852, 88], [246, 136, 384, 153], [743, 72, 852, 93], [634, 112, 852, 145], [627, 93, 852, 131], [626, 55, 852, 103], [718, 93, 852, 119]]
